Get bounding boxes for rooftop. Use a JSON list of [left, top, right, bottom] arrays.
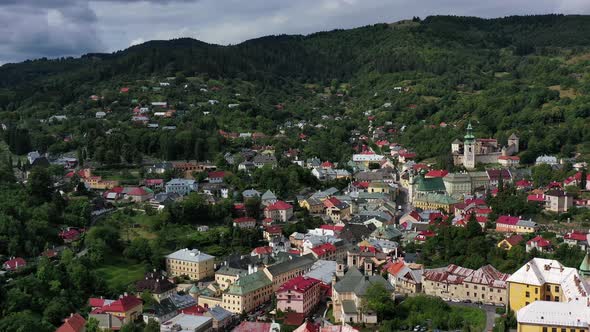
[[166, 248, 214, 263]]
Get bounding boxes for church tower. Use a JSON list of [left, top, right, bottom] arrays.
[[508, 133, 519, 154], [463, 122, 476, 169]]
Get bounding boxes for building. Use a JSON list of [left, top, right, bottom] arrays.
[[261, 190, 278, 206], [387, 260, 423, 294], [545, 190, 574, 213], [3, 257, 26, 271], [215, 266, 248, 290], [276, 276, 322, 315], [233, 217, 256, 229], [56, 313, 86, 332], [495, 215, 537, 234], [413, 192, 458, 213], [135, 271, 176, 302], [452, 123, 519, 169], [263, 254, 316, 292], [160, 314, 213, 332], [526, 236, 552, 253], [498, 155, 520, 167], [332, 267, 394, 324], [422, 264, 510, 305], [507, 258, 590, 312], [88, 295, 143, 326], [264, 201, 294, 222], [299, 197, 325, 214], [497, 234, 524, 250], [208, 171, 226, 184], [166, 249, 215, 281], [165, 178, 198, 196], [516, 301, 590, 332], [221, 270, 273, 314], [323, 197, 352, 223]]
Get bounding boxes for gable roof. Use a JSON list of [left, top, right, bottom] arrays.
[[266, 200, 293, 211], [56, 313, 86, 332], [334, 266, 393, 295]]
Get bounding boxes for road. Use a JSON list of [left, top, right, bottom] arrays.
[[447, 301, 499, 331]]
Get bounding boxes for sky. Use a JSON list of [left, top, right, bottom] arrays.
[[1, 0, 590, 65]]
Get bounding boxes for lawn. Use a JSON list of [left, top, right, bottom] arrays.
[[95, 258, 146, 291], [453, 306, 486, 332]]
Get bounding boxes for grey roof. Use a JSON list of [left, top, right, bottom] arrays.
[[167, 178, 196, 185], [143, 298, 177, 317], [216, 266, 247, 277], [342, 300, 357, 314], [305, 260, 337, 284], [242, 189, 260, 197], [264, 254, 316, 277], [253, 154, 277, 164], [166, 249, 214, 263], [206, 305, 233, 321], [334, 266, 394, 296], [261, 190, 277, 200], [168, 293, 197, 309]]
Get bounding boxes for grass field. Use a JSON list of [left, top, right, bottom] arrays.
[[95, 257, 145, 291], [454, 306, 487, 331]]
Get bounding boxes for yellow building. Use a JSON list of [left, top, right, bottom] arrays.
[[413, 192, 458, 213], [299, 197, 325, 214], [367, 182, 390, 194], [263, 254, 316, 291], [221, 270, 273, 314], [215, 266, 247, 290], [508, 258, 590, 332], [165, 248, 215, 281]]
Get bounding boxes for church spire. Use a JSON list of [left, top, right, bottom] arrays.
[[464, 121, 475, 144]]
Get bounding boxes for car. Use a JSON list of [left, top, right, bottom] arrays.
[[451, 298, 461, 303], [413, 325, 421, 331], [419, 327, 427, 332], [463, 299, 472, 303]]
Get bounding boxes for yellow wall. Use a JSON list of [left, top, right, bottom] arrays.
[[509, 282, 542, 312], [518, 323, 589, 332]]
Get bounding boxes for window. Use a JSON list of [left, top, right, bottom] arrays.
[[546, 285, 551, 291], [551, 328, 556, 332], [546, 295, 551, 301], [561, 329, 566, 332], [535, 288, 539, 294], [555, 286, 560, 292], [542, 328, 547, 332], [467, 292, 470, 296], [526, 292, 530, 298], [555, 296, 559, 302]]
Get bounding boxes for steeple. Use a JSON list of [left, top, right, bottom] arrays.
[[464, 122, 475, 144]]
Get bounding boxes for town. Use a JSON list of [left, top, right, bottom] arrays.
[[2, 13, 590, 332]]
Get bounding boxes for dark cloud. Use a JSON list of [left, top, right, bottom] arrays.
[[1, 0, 590, 64]]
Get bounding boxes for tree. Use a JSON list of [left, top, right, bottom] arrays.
[[27, 166, 52, 204], [86, 318, 101, 332], [581, 168, 587, 190], [144, 319, 160, 332], [363, 283, 395, 321]]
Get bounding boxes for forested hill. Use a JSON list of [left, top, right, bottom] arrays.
[[2, 14, 590, 163]]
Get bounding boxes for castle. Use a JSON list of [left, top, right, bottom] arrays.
[[452, 123, 519, 169]]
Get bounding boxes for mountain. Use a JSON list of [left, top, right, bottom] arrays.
[[1, 14, 590, 162]]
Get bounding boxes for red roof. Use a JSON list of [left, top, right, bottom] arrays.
[[284, 312, 306, 326], [233, 322, 273, 332], [289, 249, 301, 255], [208, 171, 226, 178], [548, 181, 562, 188], [120, 87, 129, 93], [105, 295, 142, 313], [504, 234, 524, 246], [252, 246, 273, 255], [278, 275, 320, 294], [180, 304, 207, 315], [564, 231, 588, 241], [311, 243, 336, 257], [295, 321, 319, 332], [56, 313, 86, 332], [234, 217, 256, 223], [387, 261, 405, 276], [59, 229, 81, 241], [425, 170, 449, 178], [265, 225, 282, 234], [516, 180, 533, 187], [399, 152, 416, 159], [145, 179, 164, 185], [352, 181, 369, 189], [320, 224, 344, 232], [321, 161, 334, 168], [266, 200, 293, 211], [415, 230, 435, 241], [3, 257, 26, 270], [323, 197, 344, 209], [527, 236, 551, 248], [497, 215, 520, 225], [527, 194, 545, 202], [128, 187, 149, 196], [375, 140, 389, 147]]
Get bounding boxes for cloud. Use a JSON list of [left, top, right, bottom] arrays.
[[1, 0, 590, 64]]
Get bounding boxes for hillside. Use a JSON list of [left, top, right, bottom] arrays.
[[1, 14, 590, 163]]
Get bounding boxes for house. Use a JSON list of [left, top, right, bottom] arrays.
[[261, 190, 278, 206], [215, 266, 248, 290], [422, 264, 510, 305], [253, 154, 277, 168], [413, 192, 458, 213], [221, 270, 273, 314], [143, 178, 164, 190], [233, 322, 281, 332], [332, 267, 394, 324], [166, 249, 215, 281], [386, 260, 423, 295], [263, 225, 283, 241], [150, 192, 182, 210], [535, 155, 559, 166], [563, 231, 589, 250], [323, 197, 352, 223], [299, 197, 325, 214], [233, 217, 256, 229], [242, 189, 261, 200], [142, 298, 178, 323], [179, 304, 234, 331], [264, 201, 294, 222], [135, 271, 176, 302], [208, 171, 226, 184], [263, 254, 317, 292], [497, 155, 520, 167], [545, 190, 573, 213], [126, 187, 153, 202], [526, 235, 552, 253], [56, 313, 86, 332], [89, 294, 143, 326], [165, 178, 198, 196], [507, 258, 590, 314], [147, 162, 173, 174], [497, 234, 524, 250], [495, 215, 537, 234], [3, 257, 26, 271], [276, 276, 322, 315], [486, 169, 513, 188], [95, 111, 106, 119], [160, 314, 213, 332]]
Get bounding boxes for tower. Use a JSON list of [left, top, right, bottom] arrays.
[[508, 133, 519, 154], [463, 122, 476, 169]]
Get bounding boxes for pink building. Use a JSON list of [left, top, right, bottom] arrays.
[[264, 201, 294, 222], [277, 276, 321, 315]]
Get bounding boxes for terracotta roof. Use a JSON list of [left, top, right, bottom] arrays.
[[505, 234, 524, 246], [425, 170, 449, 178], [496, 215, 520, 225], [98, 295, 142, 313], [387, 261, 405, 276], [265, 225, 282, 233], [564, 232, 588, 242], [127, 187, 149, 196], [3, 257, 26, 270], [56, 313, 86, 332], [252, 246, 273, 255], [233, 321, 273, 332], [208, 171, 226, 178], [234, 217, 256, 223], [527, 236, 552, 248], [278, 275, 320, 294], [266, 200, 293, 211]]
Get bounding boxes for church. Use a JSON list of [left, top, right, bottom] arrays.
[[452, 123, 519, 169]]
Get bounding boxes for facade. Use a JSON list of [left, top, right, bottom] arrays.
[[387, 260, 423, 294], [276, 276, 322, 315], [135, 272, 176, 302], [323, 197, 352, 223], [264, 201, 294, 222], [422, 264, 510, 305], [332, 267, 394, 324], [545, 190, 574, 213], [299, 197, 325, 214], [495, 215, 538, 234], [452, 123, 519, 170], [166, 249, 215, 281], [413, 192, 458, 213], [222, 270, 273, 314], [165, 178, 198, 196], [263, 254, 316, 292], [215, 266, 247, 290], [233, 217, 256, 229], [88, 295, 143, 325], [508, 258, 590, 332]]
